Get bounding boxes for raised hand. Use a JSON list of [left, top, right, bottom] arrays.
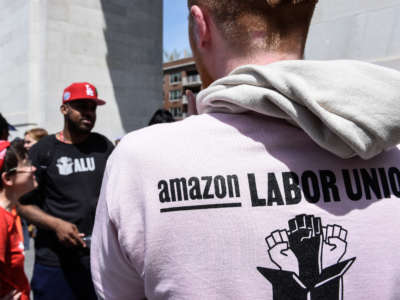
[[266, 230, 299, 275], [186, 89, 198, 116], [288, 215, 323, 286], [322, 224, 348, 268], [258, 214, 354, 299]]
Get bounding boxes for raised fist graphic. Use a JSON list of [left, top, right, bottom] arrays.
[[322, 225, 348, 269], [288, 215, 323, 286], [258, 214, 356, 300], [266, 230, 299, 275]]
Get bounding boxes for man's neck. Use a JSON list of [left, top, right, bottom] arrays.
[[215, 51, 302, 80], [59, 127, 90, 144]]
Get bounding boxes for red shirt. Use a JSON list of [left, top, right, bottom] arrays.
[[0, 206, 30, 300]]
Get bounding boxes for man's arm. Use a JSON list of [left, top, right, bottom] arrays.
[[91, 148, 146, 300], [17, 203, 86, 248], [18, 137, 85, 248]]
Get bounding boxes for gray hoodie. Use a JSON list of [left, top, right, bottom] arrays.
[[197, 60, 400, 159]]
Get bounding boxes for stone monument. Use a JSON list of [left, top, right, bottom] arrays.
[[0, 0, 162, 140], [306, 0, 400, 70]]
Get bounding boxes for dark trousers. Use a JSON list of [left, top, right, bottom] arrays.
[[31, 257, 97, 300], [21, 218, 30, 250]]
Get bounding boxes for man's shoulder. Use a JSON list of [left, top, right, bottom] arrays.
[[31, 134, 56, 149], [112, 115, 209, 160], [29, 134, 56, 159], [89, 132, 112, 143], [138, 114, 216, 135], [123, 114, 213, 147], [86, 132, 114, 153]]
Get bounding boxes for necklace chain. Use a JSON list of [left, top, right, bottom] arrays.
[[57, 131, 67, 143]]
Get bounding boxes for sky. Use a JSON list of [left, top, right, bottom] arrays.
[[163, 0, 190, 57]]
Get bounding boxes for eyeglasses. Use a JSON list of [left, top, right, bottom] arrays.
[[6, 160, 35, 174], [7, 167, 35, 174]]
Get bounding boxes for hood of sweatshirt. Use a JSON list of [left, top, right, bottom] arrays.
[[196, 60, 400, 159]]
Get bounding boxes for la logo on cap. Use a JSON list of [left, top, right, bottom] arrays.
[[86, 84, 94, 97], [62, 82, 106, 106]]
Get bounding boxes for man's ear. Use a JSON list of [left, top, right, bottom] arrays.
[[1, 172, 13, 188], [60, 104, 68, 116], [190, 5, 211, 50]]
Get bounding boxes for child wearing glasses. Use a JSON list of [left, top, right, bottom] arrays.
[[0, 140, 37, 300]]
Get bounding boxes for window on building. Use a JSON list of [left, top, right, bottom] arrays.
[[170, 107, 182, 118], [169, 90, 182, 101], [187, 74, 199, 83], [170, 72, 182, 84]]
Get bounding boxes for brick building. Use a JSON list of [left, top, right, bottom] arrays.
[[163, 57, 202, 120]]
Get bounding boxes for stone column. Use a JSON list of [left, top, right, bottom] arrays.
[[0, 0, 163, 140], [306, 0, 400, 70]]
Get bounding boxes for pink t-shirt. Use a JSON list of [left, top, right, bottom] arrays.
[[91, 113, 400, 300]]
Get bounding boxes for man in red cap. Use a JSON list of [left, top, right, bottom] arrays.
[[18, 82, 114, 300]]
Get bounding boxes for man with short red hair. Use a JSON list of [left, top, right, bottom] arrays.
[[91, 1, 400, 299]]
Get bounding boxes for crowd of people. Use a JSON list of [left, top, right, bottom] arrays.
[[0, 66, 198, 300], [1, 0, 400, 299], [0, 83, 175, 300]]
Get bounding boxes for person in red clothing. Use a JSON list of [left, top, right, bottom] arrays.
[[0, 139, 37, 300]]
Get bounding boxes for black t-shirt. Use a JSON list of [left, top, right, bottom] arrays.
[[23, 133, 114, 266]]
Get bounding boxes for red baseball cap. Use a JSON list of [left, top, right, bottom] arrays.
[[62, 82, 106, 105]]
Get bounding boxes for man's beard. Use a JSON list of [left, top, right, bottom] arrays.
[[66, 115, 94, 135]]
